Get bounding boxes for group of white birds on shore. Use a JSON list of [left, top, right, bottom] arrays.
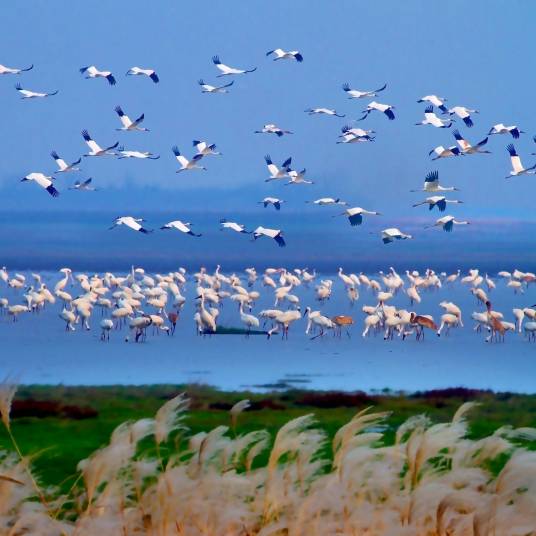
[[6, 48, 536, 249], [1, 264, 536, 344]]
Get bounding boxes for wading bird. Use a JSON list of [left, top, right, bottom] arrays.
[[255, 124, 293, 137], [488, 123, 523, 139], [381, 228, 412, 244], [0, 63, 33, 75], [417, 95, 448, 113], [259, 197, 285, 210], [358, 101, 395, 120], [50, 151, 81, 173], [305, 107, 345, 117], [448, 106, 478, 127], [116, 147, 160, 159], [452, 130, 490, 155], [212, 55, 256, 76], [429, 145, 462, 160], [15, 83, 57, 99], [161, 220, 202, 237], [413, 196, 463, 212], [81, 130, 118, 157], [306, 197, 348, 206], [335, 207, 381, 226], [193, 140, 222, 157], [265, 155, 291, 181], [266, 49, 303, 62], [410, 170, 459, 193], [252, 226, 286, 247], [109, 216, 152, 233], [342, 83, 386, 99], [69, 178, 97, 191], [220, 219, 250, 233], [415, 106, 452, 128], [21, 172, 59, 197], [126, 66, 159, 83]]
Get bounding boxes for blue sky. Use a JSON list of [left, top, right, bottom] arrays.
[[1, 1, 536, 269]]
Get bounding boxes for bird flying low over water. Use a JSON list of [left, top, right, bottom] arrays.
[[252, 226, 286, 247], [429, 145, 462, 160], [413, 196, 463, 212], [69, 178, 96, 191], [212, 55, 257, 76], [15, 84, 58, 99], [81, 130, 119, 157], [109, 216, 151, 233], [21, 172, 59, 197], [193, 140, 222, 157], [114, 106, 148, 131], [126, 66, 159, 83], [448, 106, 478, 128], [50, 151, 81, 173], [259, 197, 285, 210], [488, 123, 523, 139], [342, 83, 386, 99], [116, 147, 160, 159], [220, 219, 251, 233], [417, 95, 448, 113], [172, 146, 207, 172], [255, 124, 293, 137], [161, 220, 202, 237], [410, 170, 459, 193], [415, 106, 453, 128], [452, 130, 490, 155], [266, 48, 303, 62], [80, 65, 116, 85], [335, 207, 381, 226], [505, 144, 536, 178], [358, 101, 395, 121], [265, 154, 291, 181], [425, 215, 470, 232], [198, 79, 234, 93], [381, 228, 413, 244], [0, 63, 33, 75], [306, 197, 348, 206], [305, 107, 345, 117]]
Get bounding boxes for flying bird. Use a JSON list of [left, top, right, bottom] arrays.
[[410, 171, 459, 193], [255, 124, 293, 137], [126, 67, 159, 83], [305, 107, 345, 117], [448, 106, 478, 127], [81, 130, 118, 157], [252, 226, 286, 247], [212, 55, 256, 76], [114, 106, 148, 131], [286, 169, 314, 185], [259, 197, 285, 210], [116, 147, 160, 159], [417, 95, 448, 113], [198, 79, 234, 93], [338, 125, 375, 143], [50, 151, 81, 173], [335, 207, 381, 226], [193, 140, 222, 157], [505, 144, 536, 178], [381, 228, 413, 244], [306, 197, 348, 206], [69, 178, 96, 191], [342, 83, 387, 99], [429, 145, 462, 160], [265, 154, 291, 181], [415, 106, 453, 128], [109, 216, 151, 233], [0, 63, 33, 75], [79, 66, 116, 85], [266, 49, 303, 62], [488, 124, 523, 139], [21, 173, 59, 197], [425, 216, 470, 232], [412, 196, 463, 212], [15, 84, 58, 99], [358, 101, 395, 121], [172, 146, 206, 172], [452, 130, 490, 154], [161, 220, 202, 236], [220, 219, 250, 233]]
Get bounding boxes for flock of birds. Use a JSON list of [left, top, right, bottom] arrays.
[[2, 265, 536, 344], [5, 49, 536, 247]]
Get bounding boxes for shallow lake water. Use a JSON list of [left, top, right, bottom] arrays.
[[0, 271, 535, 393]]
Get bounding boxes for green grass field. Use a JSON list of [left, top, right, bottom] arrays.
[[1, 384, 535, 488]]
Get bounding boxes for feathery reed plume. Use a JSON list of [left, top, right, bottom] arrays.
[[0, 377, 18, 431], [155, 393, 189, 445], [230, 399, 251, 433]]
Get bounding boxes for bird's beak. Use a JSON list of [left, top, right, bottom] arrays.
[[20, 177, 28, 182]]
